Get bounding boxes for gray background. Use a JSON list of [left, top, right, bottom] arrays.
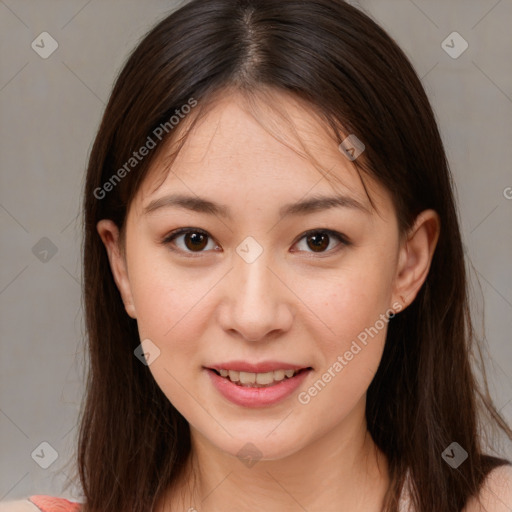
[[1, 0, 511, 502]]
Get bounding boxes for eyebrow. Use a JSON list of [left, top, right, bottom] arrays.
[[143, 192, 370, 218]]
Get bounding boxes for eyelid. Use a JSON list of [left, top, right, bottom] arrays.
[[291, 228, 351, 251], [161, 227, 351, 256], [161, 227, 219, 257]]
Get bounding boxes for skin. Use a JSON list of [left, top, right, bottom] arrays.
[[97, 90, 440, 511]]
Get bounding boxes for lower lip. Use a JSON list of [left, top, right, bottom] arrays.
[[205, 368, 312, 408]]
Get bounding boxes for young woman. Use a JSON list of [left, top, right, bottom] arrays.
[[4, 0, 511, 511]]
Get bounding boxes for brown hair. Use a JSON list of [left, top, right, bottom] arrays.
[[71, 0, 512, 510]]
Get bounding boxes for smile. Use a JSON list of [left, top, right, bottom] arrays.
[[205, 367, 313, 407], [212, 368, 308, 387]]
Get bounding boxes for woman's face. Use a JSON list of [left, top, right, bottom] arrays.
[[99, 90, 436, 461]]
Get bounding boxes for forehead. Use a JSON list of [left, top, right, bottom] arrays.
[[131, 90, 392, 220]]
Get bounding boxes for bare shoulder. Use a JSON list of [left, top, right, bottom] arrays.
[[0, 500, 40, 512], [464, 464, 512, 512]]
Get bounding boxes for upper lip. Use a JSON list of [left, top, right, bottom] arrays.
[[206, 361, 312, 373]]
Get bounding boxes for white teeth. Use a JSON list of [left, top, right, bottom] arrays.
[[216, 368, 303, 386], [256, 372, 274, 385], [228, 370, 240, 382], [273, 369, 285, 381], [239, 371, 256, 384]]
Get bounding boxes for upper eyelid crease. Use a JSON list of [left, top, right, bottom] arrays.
[[143, 193, 370, 218]]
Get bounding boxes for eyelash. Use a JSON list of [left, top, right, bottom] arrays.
[[160, 227, 351, 258]]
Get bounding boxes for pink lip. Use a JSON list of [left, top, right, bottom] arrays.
[[207, 361, 311, 373], [205, 367, 312, 408]]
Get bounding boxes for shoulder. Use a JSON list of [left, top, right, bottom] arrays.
[[464, 464, 512, 512]]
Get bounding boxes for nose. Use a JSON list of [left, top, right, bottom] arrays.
[[217, 248, 294, 342]]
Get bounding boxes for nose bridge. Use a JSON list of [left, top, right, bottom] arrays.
[[235, 243, 273, 302], [233, 233, 273, 287], [219, 237, 293, 341]]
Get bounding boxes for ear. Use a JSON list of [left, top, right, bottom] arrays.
[[96, 219, 137, 319], [392, 209, 440, 312]]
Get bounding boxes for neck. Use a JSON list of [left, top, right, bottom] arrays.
[[157, 399, 390, 511]]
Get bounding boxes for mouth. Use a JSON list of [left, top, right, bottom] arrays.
[[206, 367, 313, 388]]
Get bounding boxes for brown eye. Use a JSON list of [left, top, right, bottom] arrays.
[[306, 232, 330, 252], [163, 228, 218, 254], [293, 229, 349, 254], [183, 231, 208, 251]]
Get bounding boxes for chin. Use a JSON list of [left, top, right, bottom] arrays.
[[213, 431, 305, 464]]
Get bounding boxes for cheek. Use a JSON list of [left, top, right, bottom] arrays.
[[298, 271, 392, 418], [127, 259, 210, 410], [308, 261, 394, 350], [296, 260, 394, 411], [127, 242, 207, 336]]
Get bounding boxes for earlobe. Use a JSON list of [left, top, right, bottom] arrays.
[[96, 219, 137, 319], [392, 209, 440, 312]]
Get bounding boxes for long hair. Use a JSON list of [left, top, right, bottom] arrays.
[[73, 1, 512, 510]]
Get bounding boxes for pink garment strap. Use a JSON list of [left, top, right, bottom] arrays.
[[28, 495, 82, 512]]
